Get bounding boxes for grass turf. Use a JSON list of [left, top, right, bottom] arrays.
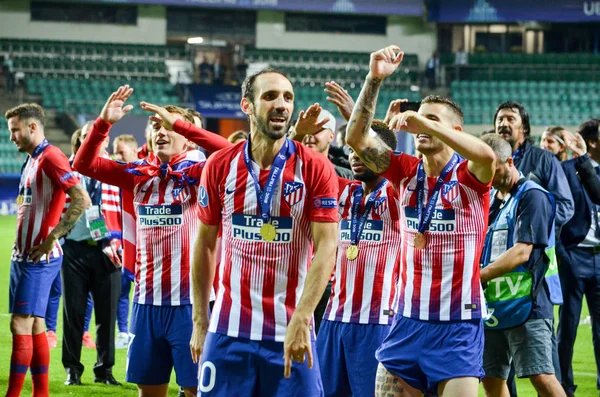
[[0, 215, 596, 396]]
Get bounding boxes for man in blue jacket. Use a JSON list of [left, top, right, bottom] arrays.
[[558, 118, 600, 397], [494, 101, 574, 227]]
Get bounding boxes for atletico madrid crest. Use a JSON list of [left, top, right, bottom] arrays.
[[373, 197, 387, 216], [443, 181, 460, 203], [284, 181, 304, 206]]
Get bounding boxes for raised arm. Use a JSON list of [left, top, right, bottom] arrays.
[[189, 220, 219, 363], [283, 220, 338, 379], [345, 46, 404, 174], [140, 102, 231, 154], [73, 85, 136, 190]]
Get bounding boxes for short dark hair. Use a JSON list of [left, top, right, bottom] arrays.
[[421, 95, 464, 125], [578, 119, 600, 145], [241, 68, 291, 104], [371, 119, 398, 150], [494, 101, 531, 138], [71, 128, 82, 155], [5, 103, 45, 127]]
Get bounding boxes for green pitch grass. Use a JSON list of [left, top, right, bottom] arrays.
[[0, 215, 596, 396]]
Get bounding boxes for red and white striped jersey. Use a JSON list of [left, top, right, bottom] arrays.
[[198, 140, 339, 342], [324, 178, 401, 325], [13, 143, 79, 262], [74, 118, 222, 307], [382, 152, 491, 322]]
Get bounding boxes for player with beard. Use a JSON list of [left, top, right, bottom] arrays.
[[346, 46, 496, 397], [190, 68, 339, 396], [316, 120, 402, 397]]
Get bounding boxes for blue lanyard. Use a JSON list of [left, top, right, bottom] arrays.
[[243, 137, 295, 224], [416, 153, 459, 234], [349, 179, 387, 245], [18, 139, 50, 194]]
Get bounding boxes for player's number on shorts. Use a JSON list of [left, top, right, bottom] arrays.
[[199, 361, 216, 393]]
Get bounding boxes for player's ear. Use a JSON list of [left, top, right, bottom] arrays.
[[453, 125, 463, 132], [241, 97, 254, 117]]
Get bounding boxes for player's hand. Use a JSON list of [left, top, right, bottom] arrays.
[[383, 99, 408, 125], [563, 129, 587, 156], [100, 85, 134, 124], [29, 236, 57, 264], [368, 45, 404, 80], [283, 315, 313, 379], [388, 110, 429, 134], [140, 102, 177, 131], [324, 81, 354, 121], [190, 323, 208, 364], [291, 103, 330, 142]]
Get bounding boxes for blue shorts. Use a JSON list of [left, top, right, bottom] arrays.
[[126, 303, 198, 387], [316, 320, 391, 397], [198, 332, 323, 397], [376, 315, 484, 394], [9, 256, 62, 317]]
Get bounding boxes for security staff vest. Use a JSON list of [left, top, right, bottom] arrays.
[[481, 180, 563, 330]]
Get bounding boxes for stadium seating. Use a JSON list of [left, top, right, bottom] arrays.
[[0, 118, 27, 174], [245, 47, 420, 86], [442, 52, 600, 67], [26, 77, 179, 114], [451, 80, 600, 125], [1, 39, 185, 80]]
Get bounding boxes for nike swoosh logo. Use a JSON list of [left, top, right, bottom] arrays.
[[16, 302, 28, 306], [225, 187, 235, 195]]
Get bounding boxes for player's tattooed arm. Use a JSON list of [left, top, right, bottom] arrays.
[[29, 184, 90, 263], [51, 184, 90, 239], [345, 75, 391, 174]]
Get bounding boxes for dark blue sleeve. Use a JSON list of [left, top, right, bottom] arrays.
[[514, 189, 553, 248], [540, 155, 574, 227]]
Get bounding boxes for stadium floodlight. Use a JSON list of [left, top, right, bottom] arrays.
[[187, 37, 204, 44]]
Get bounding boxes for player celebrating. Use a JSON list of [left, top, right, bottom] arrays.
[[345, 46, 496, 397], [73, 85, 230, 397], [6, 104, 90, 397], [318, 120, 401, 397], [190, 69, 339, 396]]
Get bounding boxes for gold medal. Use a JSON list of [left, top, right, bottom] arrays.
[[414, 233, 426, 249], [260, 223, 277, 242], [16, 195, 24, 206], [346, 245, 359, 260]]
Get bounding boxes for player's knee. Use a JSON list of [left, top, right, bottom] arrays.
[[528, 373, 558, 390], [10, 314, 33, 335]]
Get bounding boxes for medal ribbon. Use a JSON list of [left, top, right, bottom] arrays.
[[416, 153, 459, 234], [243, 137, 295, 225], [349, 179, 387, 246]]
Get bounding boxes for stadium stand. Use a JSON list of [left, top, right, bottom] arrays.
[[0, 117, 27, 175]]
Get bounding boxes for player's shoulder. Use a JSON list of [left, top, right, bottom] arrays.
[[41, 144, 69, 161], [207, 141, 244, 166], [390, 151, 420, 174]]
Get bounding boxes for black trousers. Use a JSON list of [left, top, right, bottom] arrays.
[[61, 239, 121, 377], [558, 247, 600, 393]]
